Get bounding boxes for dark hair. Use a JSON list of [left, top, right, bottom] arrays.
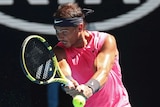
[[53, 3, 85, 19]]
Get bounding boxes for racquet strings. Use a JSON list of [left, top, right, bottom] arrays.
[[24, 38, 54, 82]]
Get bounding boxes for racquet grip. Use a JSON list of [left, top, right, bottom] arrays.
[[72, 95, 86, 107]]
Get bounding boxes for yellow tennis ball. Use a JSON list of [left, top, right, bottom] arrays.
[[73, 95, 86, 107]]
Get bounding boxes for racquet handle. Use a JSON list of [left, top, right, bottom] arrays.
[[73, 95, 86, 107]]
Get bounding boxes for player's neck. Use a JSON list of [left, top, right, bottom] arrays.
[[73, 31, 90, 48]]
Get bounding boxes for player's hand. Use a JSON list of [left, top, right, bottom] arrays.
[[63, 78, 79, 96], [63, 77, 79, 91], [76, 84, 93, 99], [64, 84, 93, 99], [66, 76, 79, 88]]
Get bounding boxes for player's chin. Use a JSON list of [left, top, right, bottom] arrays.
[[63, 43, 71, 48]]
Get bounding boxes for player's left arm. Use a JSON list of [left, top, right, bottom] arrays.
[[83, 34, 118, 96], [92, 34, 118, 86]]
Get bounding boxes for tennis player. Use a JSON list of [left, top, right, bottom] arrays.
[[52, 2, 131, 107]]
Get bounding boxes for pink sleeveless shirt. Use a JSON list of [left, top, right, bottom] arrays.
[[57, 31, 131, 107]]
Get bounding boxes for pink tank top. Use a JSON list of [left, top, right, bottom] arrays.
[[57, 31, 131, 107]]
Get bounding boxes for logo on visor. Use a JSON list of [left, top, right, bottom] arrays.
[[54, 20, 63, 24], [0, 0, 160, 35]]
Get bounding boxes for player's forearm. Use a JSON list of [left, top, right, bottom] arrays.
[[85, 55, 114, 93], [84, 68, 108, 94], [92, 69, 109, 86]]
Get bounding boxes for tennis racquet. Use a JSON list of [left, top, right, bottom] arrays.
[[20, 35, 86, 107]]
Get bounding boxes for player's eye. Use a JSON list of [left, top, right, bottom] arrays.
[[61, 30, 69, 35], [56, 29, 69, 36]]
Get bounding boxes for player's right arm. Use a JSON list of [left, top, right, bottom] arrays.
[[53, 46, 79, 88]]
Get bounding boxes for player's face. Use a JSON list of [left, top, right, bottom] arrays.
[[54, 26, 79, 48]]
